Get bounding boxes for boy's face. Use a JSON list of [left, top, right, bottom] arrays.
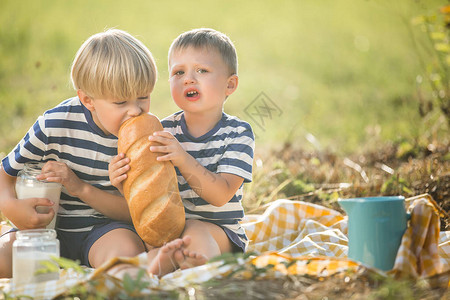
[[78, 90, 151, 137], [169, 46, 237, 118]]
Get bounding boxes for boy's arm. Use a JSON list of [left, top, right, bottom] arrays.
[[73, 184, 132, 222], [36, 161, 132, 222], [176, 154, 244, 207], [149, 131, 244, 207], [0, 166, 55, 229]]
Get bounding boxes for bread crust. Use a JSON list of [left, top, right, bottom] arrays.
[[118, 113, 185, 247]]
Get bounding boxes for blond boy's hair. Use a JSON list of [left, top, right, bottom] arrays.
[[71, 29, 157, 100], [168, 28, 238, 76]]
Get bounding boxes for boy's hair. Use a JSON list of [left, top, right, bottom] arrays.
[[71, 29, 157, 100], [168, 28, 237, 76]]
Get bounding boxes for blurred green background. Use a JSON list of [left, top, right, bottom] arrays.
[[0, 0, 446, 155]]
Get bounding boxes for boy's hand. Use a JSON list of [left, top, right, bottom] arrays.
[[149, 131, 245, 207], [8, 197, 55, 229], [36, 161, 85, 198], [0, 167, 54, 229], [148, 131, 189, 167], [108, 153, 130, 195]]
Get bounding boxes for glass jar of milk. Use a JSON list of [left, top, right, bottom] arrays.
[[12, 229, 60, 285], [15, 162, 62, 229]]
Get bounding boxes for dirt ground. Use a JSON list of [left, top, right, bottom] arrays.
[[189, 269, 450, 300]]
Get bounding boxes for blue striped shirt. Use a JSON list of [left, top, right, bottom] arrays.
[[2, 97, 120, 232], [162, 111, 255, 249]]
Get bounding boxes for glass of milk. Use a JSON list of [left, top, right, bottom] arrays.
[[15, 162, 62, 229], [12, 229, 60, 285]]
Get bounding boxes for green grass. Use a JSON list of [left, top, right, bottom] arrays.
[[0, 0, 446, 155]]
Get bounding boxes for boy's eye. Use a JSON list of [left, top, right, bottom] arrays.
[[197, 69, 208, 74], [114, 101, 127, 105], [173, 70, 184, 76]]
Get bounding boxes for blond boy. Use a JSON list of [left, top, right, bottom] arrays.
[[0, 29, 157, 277]]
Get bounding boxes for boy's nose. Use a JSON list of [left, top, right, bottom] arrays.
[[184, 72, 196, 85], [129, 104, 143, 116]]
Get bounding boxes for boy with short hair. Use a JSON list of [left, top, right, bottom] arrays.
[[110, 28, 255, 276], [0, 28, 157, 277]]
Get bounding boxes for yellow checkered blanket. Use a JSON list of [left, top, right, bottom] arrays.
[[1, 194, 449, 299]]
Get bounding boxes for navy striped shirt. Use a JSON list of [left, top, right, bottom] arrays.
[[2, 97, 121, 232], [162, 111, 255, 249]]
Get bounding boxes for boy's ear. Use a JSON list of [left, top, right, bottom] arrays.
[[225, 75, 238, 96], [77, 90, 95, 111]]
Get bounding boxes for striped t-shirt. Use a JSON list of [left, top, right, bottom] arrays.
[[162, 111, 255, 250], [2, 96, 120, 232]]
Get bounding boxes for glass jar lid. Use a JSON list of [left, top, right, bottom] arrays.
[[16, 229, 57, 241], [23, 162, 46, 177]]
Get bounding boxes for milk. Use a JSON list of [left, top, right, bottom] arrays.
[[15, 183, 61, 229]]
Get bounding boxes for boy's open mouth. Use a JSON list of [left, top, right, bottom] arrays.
[[185, 89, 200, 100]]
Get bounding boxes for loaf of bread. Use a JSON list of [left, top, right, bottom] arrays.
[[118, 113, 185, 247]]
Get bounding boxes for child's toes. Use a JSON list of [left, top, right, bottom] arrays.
[[174, 249, 185, 265]]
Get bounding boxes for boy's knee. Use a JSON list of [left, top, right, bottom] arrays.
[[184, 219, 205, 229], [89, 229, 144, 267], [183, 220, 216, 241]]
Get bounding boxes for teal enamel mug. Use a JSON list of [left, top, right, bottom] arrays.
[[338, 196, 409, 271]]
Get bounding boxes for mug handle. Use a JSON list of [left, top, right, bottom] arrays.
[[407, 212, 412, 221]]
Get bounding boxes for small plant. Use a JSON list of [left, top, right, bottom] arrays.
[[35, 256, 86, 277], [34, 257, 157, 299], [119, 269, 150, 299], [53, 257, 88, 275], [381, 175, 414, 196], [367, 275, 442, 300]]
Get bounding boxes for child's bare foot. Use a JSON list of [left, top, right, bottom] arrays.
[[174, 247, 208, 270], [147, 236, 191, 277]]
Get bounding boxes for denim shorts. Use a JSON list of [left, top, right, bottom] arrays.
[[57, 220, 139, 267], [222, 226, 246, 253]]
